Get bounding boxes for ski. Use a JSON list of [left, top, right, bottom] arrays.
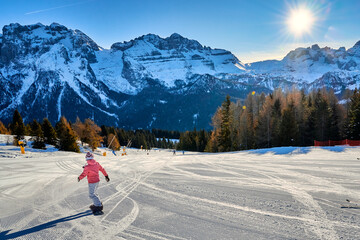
[[90, 204, 104, 215], [341, 204, 360, 209], [93, 210, 104, 215]]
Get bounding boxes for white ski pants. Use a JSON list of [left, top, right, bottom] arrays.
[[88, 182, 101, 206]]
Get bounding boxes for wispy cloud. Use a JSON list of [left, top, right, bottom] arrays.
[[25, 0, 94, 15], [324, 26, 337, 41]]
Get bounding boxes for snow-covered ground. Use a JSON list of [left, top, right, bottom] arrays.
[[0, 135, 360, 240]]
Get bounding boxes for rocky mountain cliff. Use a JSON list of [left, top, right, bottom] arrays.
[[246, 42, 360, 92], [0, 23, 359, 130]]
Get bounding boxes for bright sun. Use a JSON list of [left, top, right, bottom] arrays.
[[287, 7, 315, 37]]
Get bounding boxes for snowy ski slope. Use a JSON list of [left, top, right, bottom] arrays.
[[0, 135, 360, 239]]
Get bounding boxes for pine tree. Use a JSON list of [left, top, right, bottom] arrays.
[[327, 91, 342, 141], [255, 95, 272, 148], [347, 89, 360, 140], [304, 96, 316, 146], [314, 90, 330, 141], [197, 129, 208, 152], [138, 132, 148, 149], [56, 116, 79, 152], [42, 118, 58, 145], [238, 108, 248, 150], [101, 125, 110, 147], [293, 89, 307, 146], [244, 93, 256, 149], [117, 128, 127, 146], [280, 102, 299, 146], [31, 119, 46, 149], [25, 123, 32, 136], [271, 98, 282, 147], [218, 95, 232, 152], [343, 89, 353, 117], [161, 137, 167, 149], [177, 132, 185, 150], [9, 109, 26, 143]]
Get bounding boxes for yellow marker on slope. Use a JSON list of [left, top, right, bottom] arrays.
[[18, 140, 25, 154]]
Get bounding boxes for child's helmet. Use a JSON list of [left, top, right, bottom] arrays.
[[85, 152, 94, 160]]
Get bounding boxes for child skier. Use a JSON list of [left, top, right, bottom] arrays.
[[78, 152, 110, 214]]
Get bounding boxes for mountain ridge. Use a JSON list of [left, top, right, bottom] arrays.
[[0, 22, 359, 130]]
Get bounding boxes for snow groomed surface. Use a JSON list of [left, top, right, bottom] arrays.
[[0, 135, 360, 239]]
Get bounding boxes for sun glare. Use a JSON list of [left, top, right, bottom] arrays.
[[287, 6, 315, 37]]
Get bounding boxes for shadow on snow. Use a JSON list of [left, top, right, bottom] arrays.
[[245, 146, 349, 155], [0, 210, 93, 239], [176, 146, 352, 156]]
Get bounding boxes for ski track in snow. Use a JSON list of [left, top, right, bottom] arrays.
[[0, 138, 360, 239], [196, 159, 339, 239]]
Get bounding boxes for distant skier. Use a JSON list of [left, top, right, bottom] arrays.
[[78, 152, 110, 215]]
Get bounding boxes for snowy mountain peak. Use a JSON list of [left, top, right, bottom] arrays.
[[49, 22, 68, 32], [72, 29, 99, 51], [111, 32, 204, 52], [2, 22, 69, 37], [348, 40, 360, 56], [1, 22, 98, 51], [169, 32, 182, 38], [104, 32, 245, 91], [311, 44, 320, 51], [247, 41, 360, 85], [283, 44, 350, 62], [0, 22, 100, 65], [165, 33, 202, 51], [141, 33, 161, 42]]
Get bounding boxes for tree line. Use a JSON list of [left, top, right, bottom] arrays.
[[151, 129, 180, 140], [1, 88, 359, 153], [0, 112, 176, 152], [204, 88, 360, 152], [100, 126, 175, 150]]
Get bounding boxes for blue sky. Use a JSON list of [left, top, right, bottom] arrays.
[[0, 0, 359, 63]]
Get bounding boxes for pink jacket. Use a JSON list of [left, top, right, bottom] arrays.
[[79, 159, 108, 183]]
